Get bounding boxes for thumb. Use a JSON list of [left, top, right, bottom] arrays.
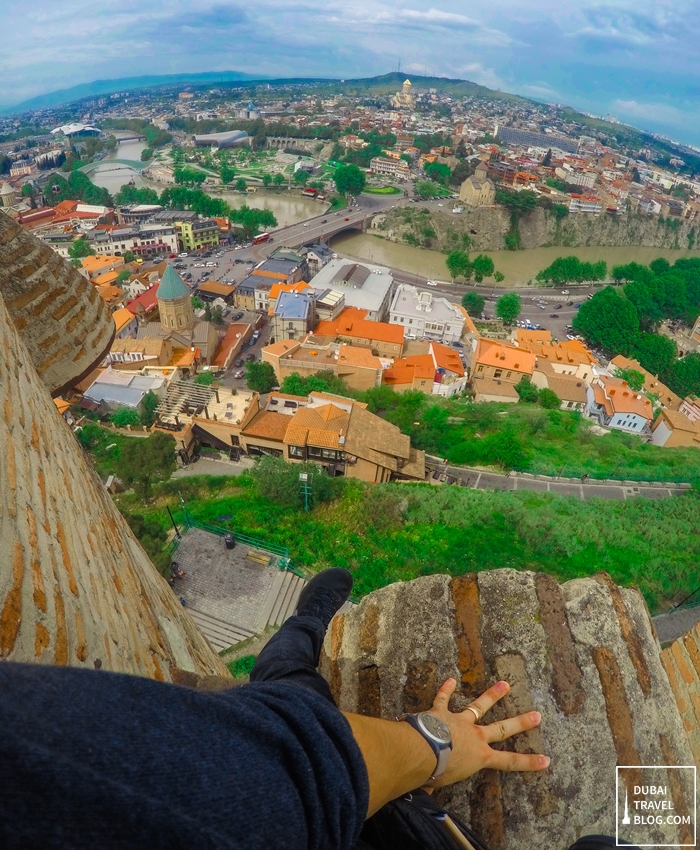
[[431, 678, 457, 713]]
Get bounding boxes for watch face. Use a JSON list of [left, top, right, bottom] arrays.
[[419, 712, 451, 744]]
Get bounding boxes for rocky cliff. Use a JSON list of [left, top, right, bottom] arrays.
[[321, 571, 698, 849], [375, 206, 699, 253], [0, 213, 229, 680]]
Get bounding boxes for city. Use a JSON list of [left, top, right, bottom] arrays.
[[1, 7, 700, 848]]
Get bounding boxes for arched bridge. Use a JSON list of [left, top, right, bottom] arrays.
[[266, 209, 376, 250], [80, 159, 145, 175]]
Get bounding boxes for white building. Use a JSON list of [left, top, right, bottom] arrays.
[[568, 195, 603, 214], [306, 259, 393, 322], [389, 285, 465, 344], [88, 224, 179, 258], [369, 156, 410, 181], [586, 376, 653, 436]]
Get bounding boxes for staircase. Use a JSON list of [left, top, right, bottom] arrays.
[[256, 570, 305, 632], [187, 608, 256, 653]]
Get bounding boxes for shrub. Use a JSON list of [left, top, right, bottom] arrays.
[[228, 654, 257, 678]]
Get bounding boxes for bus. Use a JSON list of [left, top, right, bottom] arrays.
[[252, 232, 271, 245]]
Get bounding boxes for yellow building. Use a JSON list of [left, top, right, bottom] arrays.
[[391, 79, 416, 111]]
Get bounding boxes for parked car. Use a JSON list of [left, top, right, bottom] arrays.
[[321, 218, 327, 223], [452, 341, 464, 348], [234, 358, 244, 368], [561, 290, 570, 295], [245, 352, 256, 361], [425, 280, 438, 287], [554, 304, 563, 310], [233, 312, 244, 320], [549, 313, 558, 318], [233, 370, 245, 379], [179, 252, 188, 257], [344, 217, 350, 221], [574, 302, 582, 308]]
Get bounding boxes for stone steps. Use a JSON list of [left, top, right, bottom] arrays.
[[268, 572, 305, 628], [278, 575, 305, 625], [187, 607, 255, 653]]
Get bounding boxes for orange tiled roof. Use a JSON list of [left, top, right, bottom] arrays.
[[430, 342, 464, 376], [112, 307, 134, 334], [336, 345, 382, 369], [269, 281, 312, 301], [242, 410, 291, 441], [93, 270, 120, 287], [454, 304, 477, 335], [599, 377, 653, 419], [264, 339, 301, 357], [474, 338, 535, 373], [516, 328, 553, 346], [53, 200, 79, 216], [251, 268, 288, 280], [315, 307, 369, 336], [335, 317, 404, 345], [54, 398, 71, 415], [96, 285, 124, 305]]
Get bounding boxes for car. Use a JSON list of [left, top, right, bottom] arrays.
[[169, 253, 177, 258], [344, 217, 350, 221], [451, 341, 464, 348], [566, 301, 574, 306], [233, 370, 245, 379], [549, 313, 558, 318], [574, 302, 582, 308], [561, 290, 570, 295], [321, 218, 327, 223], [303, 223, 310, 227], [245, 352, 256, 362], [233, 312, 244, 320], [179, 252, 188, 257], [234, 358, 244, 368], [538, 304, 546, 309], [554, 304, 562, 310], [425, 280, 438, 287]]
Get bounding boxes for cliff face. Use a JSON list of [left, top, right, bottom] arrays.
[[376, 206, 699, 252], [0, 214, 229, 680], [321, 571, 697, 850]]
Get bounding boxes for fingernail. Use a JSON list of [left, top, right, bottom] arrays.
[[530, 712, 540, 724], [539, 756, 550, 768], [495, 680, 509, 692]]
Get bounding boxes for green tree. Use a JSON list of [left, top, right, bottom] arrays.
[[538, 388, 561, 410], [68, 237, 95, 260], [174, 166, 206, 186], [220, 164, 236, 185], [250, 456, 338, 509], [415, 180, 442, 198], [293, 169, 309, 186], [542, 149, 552, 167], [140, 391, 160, 428], [262, 173, 272, 187], [273, 173, 286, 186], [334, 163, 366, 197], [424, 161, 451, 185], [245, 361, 277, 393], [280, 371, 349, 397], [110, 408, 141, 427], [116, 270, 131, 284], [117, 431, 176, 502], [496, 293, 521, 324], [446, 250, 471, 281], [515, 377, 540, 403], [633, 334, 677, 376], [471, 254, 495, 283], [481, 429, 528, 469], [140, 148, 153, 161], [664, 353, 700, 397], [650, 258, 671, 276], [123, 250, 136, 263], [211, 306, 224, 326], [115, 185, 160, 205], [194, 371, 215, 386], [21, 183, 35, 197], [461, 291, 485, 317], [572, 287, 640, 355], [191, 295, 205, 311], [493, 271, 505, 283], [234, 178, 248, 192], [613, 367, 646, 391]]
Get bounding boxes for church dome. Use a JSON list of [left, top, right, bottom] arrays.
[[156, 266, 190, 301]]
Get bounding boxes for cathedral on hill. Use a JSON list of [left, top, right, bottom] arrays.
[[137, 266, 219, 364], [391, 79, 416, 111]]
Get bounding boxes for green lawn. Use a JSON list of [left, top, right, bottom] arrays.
[[112, 473, 700, 614], [364, 186, 403, 195]]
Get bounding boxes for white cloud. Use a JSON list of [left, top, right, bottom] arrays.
[[519, 83, 563, 101], [455, 63, 506, 90], [611, 99, 688, 127]]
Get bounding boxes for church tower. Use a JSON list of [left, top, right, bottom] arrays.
[[157, 266, 194, 333]]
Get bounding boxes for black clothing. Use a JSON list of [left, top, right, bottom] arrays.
[[0, 662, 369, 850]]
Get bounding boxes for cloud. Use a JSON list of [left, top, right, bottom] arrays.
[[455, 63, 506, 90], [519, 83, 563, 101], [611, 99, 687, 127]]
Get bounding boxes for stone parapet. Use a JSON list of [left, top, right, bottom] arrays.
[[321, 571, 696, 849]]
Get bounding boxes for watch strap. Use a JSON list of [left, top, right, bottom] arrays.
[[400, 712, 452, 779]]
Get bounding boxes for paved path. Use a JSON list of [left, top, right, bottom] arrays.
[[172, 457, 254, 478], [653, 605, 700, 645], [425, 458, 692, 501]]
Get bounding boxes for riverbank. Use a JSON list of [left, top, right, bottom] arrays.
[[330, 231, 700, 286]]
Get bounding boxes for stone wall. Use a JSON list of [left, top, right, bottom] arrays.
[[0, 213, 115, 396], [377, 206, 698, 253], [321, 571, 697, 849], [0, 216, 229, 680]]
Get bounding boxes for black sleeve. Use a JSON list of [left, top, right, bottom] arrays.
[[0, 663, 369, 850]]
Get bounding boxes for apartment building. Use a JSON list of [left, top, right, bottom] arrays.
[[89, 224, 179, 257], [389, 285, 465, 344], [369, 156, 410, 180], [568, 195, 603, 214]]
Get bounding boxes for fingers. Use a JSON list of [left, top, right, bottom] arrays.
[[488, 749, 550, 772], [482, 711, 541, 744], [463, 680, 510, 722], [432, 678, 457, 713]]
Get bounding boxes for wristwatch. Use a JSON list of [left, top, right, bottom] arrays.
[[400, 712, 453, 779]]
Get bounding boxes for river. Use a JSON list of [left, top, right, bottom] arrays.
[[330, 232, 700, 286], [89, 140, 324, 227]]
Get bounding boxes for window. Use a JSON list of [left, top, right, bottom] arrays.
[[506, 371, 511, 378], [494, 370, 502, 378], [477, 365, 483, 372], [409, 319, 413, 325], [288, 445, 305, 459], [307, 446, 323, 459]]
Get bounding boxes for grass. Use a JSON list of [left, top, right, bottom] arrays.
[[364, 186, 403, 195], [109, 473, 700, 614]]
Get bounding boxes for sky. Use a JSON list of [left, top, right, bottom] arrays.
[[1, 0, 700, 145]]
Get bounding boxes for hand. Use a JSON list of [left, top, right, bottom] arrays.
[[425, 678, 549, 788]]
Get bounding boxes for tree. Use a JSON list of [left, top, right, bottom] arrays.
[[21, 183, 35, 197], [211, 306, 224, 326], [262, 173, 272, 188], [538, 388, 561, 410], [334, 163, 366, 197], [542, 149, 552, 167], [191, 295, 205, 311], [415, 180, 442, 198], [116, 270, 131, 284], [664, 353, 700, 397], [633, 333, 677, 376], [245, 361, 277, 393], [140, 148, 153, 161], [613, 367, 645, 391], [494, 271, 505, 283], [117, 431, 176, 502], [293, 169, 309, 186], [446, 250, 471, 281], [650, 257, 671, 276], [220, 164, 236, 185], [572, 287, 640, 356], [123, 250, 136, 263], [471, 254, 495, 283], [194, 372, 215, 386], [280, 371, 349, 397], [234, 178, 248, 193], [461, 291, 485, 317], [456, 139, 468, 159], [250, 456, 338, 509], [496, 293, 521, 324], [68, 237, 95, 260], [140, 391, 160, 428], [273, 173, 286, 187], [631, 167, 642, 184], [515, 377, 540, 403], [174, 166, 206, 186], [424, 162, 451, 185], [110, 408, 141, 427]]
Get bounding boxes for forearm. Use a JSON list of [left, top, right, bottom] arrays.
[[342, 712, 435, 818]]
